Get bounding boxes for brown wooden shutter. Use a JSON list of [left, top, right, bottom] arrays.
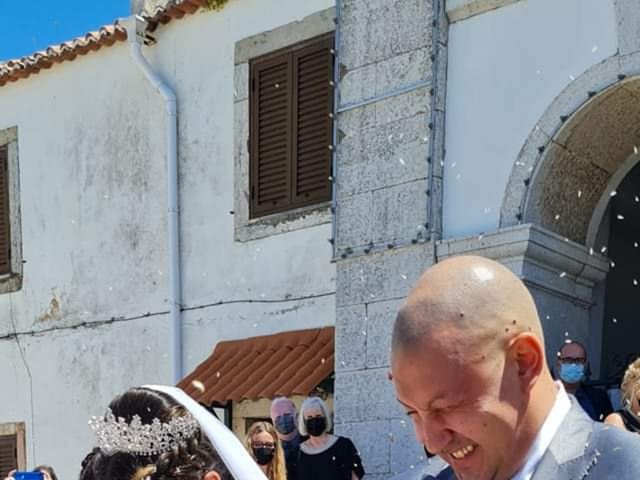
[[250, 54, 293, 217], [0, 146, 10, 275], [0, 435, 18, 478], [249, 34, 334, 218], [291, 37, 334, 207]]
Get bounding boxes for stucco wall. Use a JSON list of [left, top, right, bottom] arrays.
[[443, 0, 618, 238], [0, 0, 335, 476]]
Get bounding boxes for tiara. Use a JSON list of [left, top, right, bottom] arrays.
[[89, 408, 199, 456]]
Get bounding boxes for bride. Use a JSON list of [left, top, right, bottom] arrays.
[[80, 385, 267, 480]]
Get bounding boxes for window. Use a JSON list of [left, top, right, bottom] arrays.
[[0, 145, 10, 275], [249, 34, 335, 218], [0, 434, 17, 477], [0, 423, 25, 478]]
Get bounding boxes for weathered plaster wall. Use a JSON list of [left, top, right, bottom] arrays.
[[444, 0, 618, 238], [0, 0, 335, 476]]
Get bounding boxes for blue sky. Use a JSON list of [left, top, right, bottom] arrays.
[[0, 0, 130, 62]]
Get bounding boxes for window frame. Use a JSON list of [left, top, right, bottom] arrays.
[[232, 8, 336, 242]]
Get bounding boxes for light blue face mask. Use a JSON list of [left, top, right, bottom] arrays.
[[559, 363, 585, 384]]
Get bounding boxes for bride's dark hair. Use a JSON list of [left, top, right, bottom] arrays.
[[79, 387, 231, 480]]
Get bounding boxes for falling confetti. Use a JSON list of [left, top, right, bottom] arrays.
[[591, 45, 599, 53], [610, 261, 616, 268], [617, 214, 625, 220], [612, 317, 618, 324], [610, 190, 617, 197], [589, 248, 594, 255], [634, 279, 638, 286], [601, 246, 607, 254], [192, 380, 205, 393], [578, 190, 582, 198], [634, 146, 639, 155], [555, 214, 561, 220], [559, 272, 567, 278], [398, 158, 406, 166], [400, 274, 408, 280], [634, 242, 638, 248]]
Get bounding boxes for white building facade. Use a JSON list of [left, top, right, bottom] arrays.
[[0, 0, 639, 478]]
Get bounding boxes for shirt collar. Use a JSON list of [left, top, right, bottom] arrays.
[[511, 381, 571, 480]]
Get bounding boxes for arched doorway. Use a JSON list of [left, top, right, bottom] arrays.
[[593, 160, 640, 383], [501, 72, 640, 386]]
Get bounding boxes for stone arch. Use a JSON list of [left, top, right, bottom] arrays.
[[500, 52, 640, 243]]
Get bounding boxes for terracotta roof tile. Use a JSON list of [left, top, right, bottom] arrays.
[[178, 327, 335, 405], [0, 1, 209, 88]]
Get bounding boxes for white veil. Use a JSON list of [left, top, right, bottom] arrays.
[[145, 385, 268, 480]]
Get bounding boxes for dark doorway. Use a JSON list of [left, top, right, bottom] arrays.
[[601, 161, 640, 382]]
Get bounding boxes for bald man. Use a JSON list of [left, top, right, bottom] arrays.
[[390, 256, 640, 480]]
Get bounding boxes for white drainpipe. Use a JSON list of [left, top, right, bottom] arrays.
[[121, 16, 182, 384]]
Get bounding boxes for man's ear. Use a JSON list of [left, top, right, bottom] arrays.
[[203, 471, 221, 480], [510, 332, 544, 393]]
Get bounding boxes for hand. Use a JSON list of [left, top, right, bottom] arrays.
[[4, 470, 16, 480]]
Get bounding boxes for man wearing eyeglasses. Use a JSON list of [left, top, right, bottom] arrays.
[[556, 340, 613, 421]]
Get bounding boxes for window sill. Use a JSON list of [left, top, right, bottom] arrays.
[[235, 202, 331, 242], [0, 271, 22, 295]]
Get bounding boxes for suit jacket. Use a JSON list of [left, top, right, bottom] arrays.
[[393, 398, 640, 480]]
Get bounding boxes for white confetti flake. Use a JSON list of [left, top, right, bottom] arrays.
[[617, 214, 625, 220], [634, 146, 639, 155], [451, 162, 457, 168], [610, 190, 617, 197], [569, 74, 575, 81], [192, 380, 205, 393], [611, 261, 616, 268], [559, 272, 567, 278], [555, 214, 561, 220], [634, 242, 639, 248], [634, 279, 638, 286], [399, 158, 406, 166], [592, 45, 599, 53], [400, 274, 407, 280], [578, 190, 582, 198], [589, 248, 594, 255], [601, 246, 608, 254], [612, 317, 618, 324]]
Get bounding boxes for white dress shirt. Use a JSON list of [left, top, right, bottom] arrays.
[[511, 382, 572, 480]]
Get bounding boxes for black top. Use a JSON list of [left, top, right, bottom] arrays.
[[574, 385, 613, 421], [296, 436, 365, 480], [282, 433, 303, 479], [616, 408, 640, 434]]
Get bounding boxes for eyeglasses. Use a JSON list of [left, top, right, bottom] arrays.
[[253, 442, 275, 449], [559, 357, 586, 365]]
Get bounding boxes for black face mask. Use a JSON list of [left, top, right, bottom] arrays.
[[253, 447, 275, 466], [304, 416, 327, 437], [275, 414, 296, 435]]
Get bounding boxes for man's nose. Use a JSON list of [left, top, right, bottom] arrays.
[[415, 413, 453, 455]]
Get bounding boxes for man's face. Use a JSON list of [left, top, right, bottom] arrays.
[[392, 332, 528, 480], [555, 342, 587, 379]]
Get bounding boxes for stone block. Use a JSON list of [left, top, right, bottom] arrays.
[[376, 88, 430, 127], [336, 192, 372, 249], [389, 416, 425, 475], [366, 298, 403, 368], [375, 47, 433, 97], [537, 57, 620, 138], [499, 124, 549, 228], [235, 8, 336, 64], [340, 63, 377, 106], [615, 0, 640, 55], [446, 0, 524, 23], [372, 180, 429, 244], [434, 43, 448, 112], [234, 63, 249, 103], [336, 243, 435, 307], [428, 174, 443, 238], [334, 420, 391, 474], [334, 367, 404, 423], [337, 114, 430, 198], [335, 304, 368, 372], [340, 0, 433, 69], [337, 102, 377, 137]]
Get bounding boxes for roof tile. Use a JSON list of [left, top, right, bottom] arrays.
[[0, 1, 206, 88], [178, 327, 335, 405]]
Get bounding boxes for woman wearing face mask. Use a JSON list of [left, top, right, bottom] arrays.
[[296, 397, 365, 480], [605, 358, 640, 433], [246, 422, 287, 480]]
